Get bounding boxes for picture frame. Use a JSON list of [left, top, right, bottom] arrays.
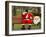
[[5, 1, 45, 36]]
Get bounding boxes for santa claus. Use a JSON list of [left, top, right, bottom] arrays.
[[21, 10, 33, 30]]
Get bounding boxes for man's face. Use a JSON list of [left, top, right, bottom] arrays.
[[33, 16, 40, 24]]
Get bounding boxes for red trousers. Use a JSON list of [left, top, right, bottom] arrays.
[[22, 19, 33, 24]]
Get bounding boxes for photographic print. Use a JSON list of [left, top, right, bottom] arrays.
[[5, 1, 45, 36], [12, 6, 41, 30]]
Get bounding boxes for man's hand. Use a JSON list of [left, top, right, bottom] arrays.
[[30, 17, 32, 20]]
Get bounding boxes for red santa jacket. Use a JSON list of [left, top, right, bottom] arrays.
[[22, 12, 33, 20], [22, 12, 33, 24]]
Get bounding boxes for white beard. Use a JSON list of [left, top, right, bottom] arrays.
[[33, 16, 40, 24]]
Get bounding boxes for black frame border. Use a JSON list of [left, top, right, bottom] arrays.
[[5, 1, 45, 36]]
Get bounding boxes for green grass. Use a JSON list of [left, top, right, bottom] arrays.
[[12, 24, 41, 30]]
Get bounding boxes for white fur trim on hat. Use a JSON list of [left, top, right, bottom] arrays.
[[22, 12, 27, 15]]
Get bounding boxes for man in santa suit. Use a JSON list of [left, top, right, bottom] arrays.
[[21, 10, 33, 30]]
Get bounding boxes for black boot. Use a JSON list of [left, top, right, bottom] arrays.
[[21, 25, 25, 30], [28, 25, 31, 30]]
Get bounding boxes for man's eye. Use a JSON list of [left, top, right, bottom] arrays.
[[35, 18, 39, 20]]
